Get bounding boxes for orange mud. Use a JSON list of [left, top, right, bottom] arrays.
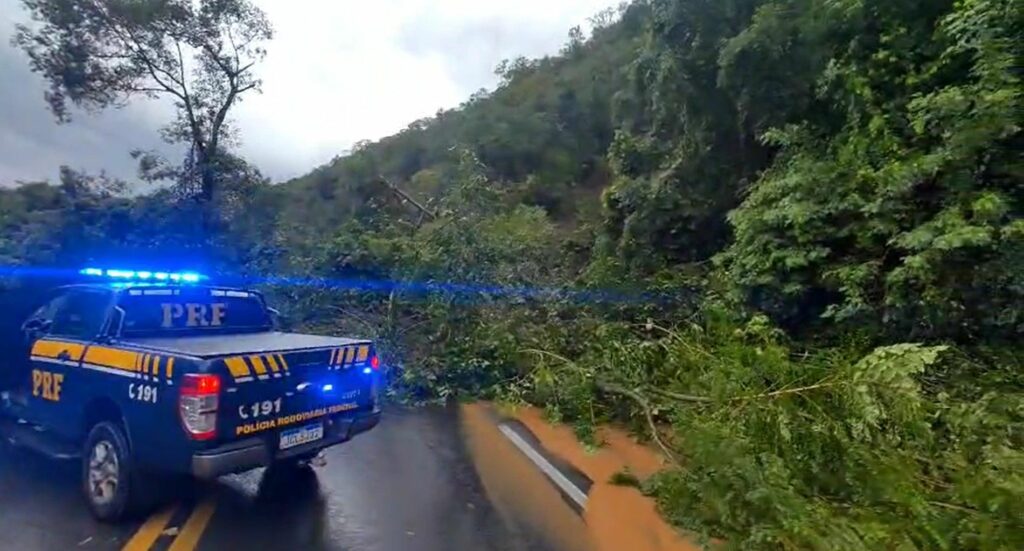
[[460, 403, 702, 551], [461, 402, 593, 551]]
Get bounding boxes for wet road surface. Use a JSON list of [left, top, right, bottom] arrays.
[[198, 406, 554, 551], [0, 440, 142, 549], [0, 406, 563, 551]]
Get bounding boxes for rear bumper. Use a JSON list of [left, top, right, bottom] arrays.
[[191, 410, 381, 479]]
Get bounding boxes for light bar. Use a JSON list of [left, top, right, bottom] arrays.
[[79, 267, 207, 283]]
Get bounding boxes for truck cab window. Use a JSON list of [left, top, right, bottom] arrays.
[[49, 290, 111, 340]]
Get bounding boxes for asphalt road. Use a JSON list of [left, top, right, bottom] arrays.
[[0, 406, 564, 551], [0, 438, 143, 549]]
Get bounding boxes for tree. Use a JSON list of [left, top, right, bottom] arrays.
[[721, 0, 1024, 340], [13, 0, 273, 201], [561, 25, 585, 56]]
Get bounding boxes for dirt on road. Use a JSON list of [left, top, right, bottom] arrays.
[[461, 403, 702, 551]]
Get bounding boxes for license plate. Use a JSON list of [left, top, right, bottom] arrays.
[[279, 423, 324, 450]]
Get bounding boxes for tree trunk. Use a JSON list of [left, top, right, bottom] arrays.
[[198, 148, 216, 203]]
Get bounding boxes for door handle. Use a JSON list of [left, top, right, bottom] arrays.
[[57, 350, 71, 361]]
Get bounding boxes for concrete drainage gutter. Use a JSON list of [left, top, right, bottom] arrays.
[[490, 412, 594, 516], [465, 402, 704, 551]]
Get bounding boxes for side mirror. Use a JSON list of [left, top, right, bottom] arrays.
[[21, 318, 51, 342], [267, 308, 287, 330]]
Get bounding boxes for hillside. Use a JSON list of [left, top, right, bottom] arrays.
[[272, 4, 648, 246], [259, 1, 1024, 548]]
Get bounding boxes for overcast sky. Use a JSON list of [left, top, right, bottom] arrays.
[[0, 0, 614, 187]]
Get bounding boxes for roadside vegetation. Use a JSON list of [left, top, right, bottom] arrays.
[[2, 0, 1022, 548]]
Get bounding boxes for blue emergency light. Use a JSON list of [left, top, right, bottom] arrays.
[[79, 267, 207, 283]]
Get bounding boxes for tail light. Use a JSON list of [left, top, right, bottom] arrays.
[[368, 354, 382, 412], [179, 374, 220, 441]]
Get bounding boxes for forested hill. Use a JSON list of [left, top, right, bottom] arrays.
[[274, 4, 646, 242], [266, 0, 1024, 545], [2, 0, 1023, 548], [277, 0, 1023, 342]]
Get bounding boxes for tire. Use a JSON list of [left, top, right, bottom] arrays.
[[82, 421, 153, 522]]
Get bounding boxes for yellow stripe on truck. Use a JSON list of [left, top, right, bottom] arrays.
[[248, 355, 268, 376], [31, 340, 86, 361], [30, 340, 60, 358], [265, 355, 280, 373], [224, 357, 251, 379], [356, 345, 369, 363], [36, 344, 181, 382], [84, 346, 139, 371]]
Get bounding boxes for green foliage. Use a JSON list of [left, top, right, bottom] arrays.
[[274, 1, 1017, 546], [270, 151, 578, 402], [519, 310, 1023, 549], [721, 0, 1024, 339], [609, 468, 642, 487]]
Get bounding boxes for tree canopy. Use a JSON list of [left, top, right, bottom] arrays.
[[14, 0, 273, 199]]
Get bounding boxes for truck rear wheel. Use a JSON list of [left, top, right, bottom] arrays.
[[82, 421, 152, 522]]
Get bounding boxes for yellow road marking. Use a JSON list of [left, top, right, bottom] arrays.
[[121, 504, 177, 551], [168, 496, 218, 551]]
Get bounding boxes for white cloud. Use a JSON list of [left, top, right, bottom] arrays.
[[0, 0, 615, 185]]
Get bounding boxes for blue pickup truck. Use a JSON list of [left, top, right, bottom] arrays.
[[0, 268, 381, 521]]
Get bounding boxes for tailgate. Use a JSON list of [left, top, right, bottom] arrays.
[[216, 342, 376, 442]]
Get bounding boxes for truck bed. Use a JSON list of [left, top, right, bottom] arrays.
[[121, 331, 369, 359]]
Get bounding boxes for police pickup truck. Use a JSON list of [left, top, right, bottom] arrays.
[[0, 269, 381, 521]]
